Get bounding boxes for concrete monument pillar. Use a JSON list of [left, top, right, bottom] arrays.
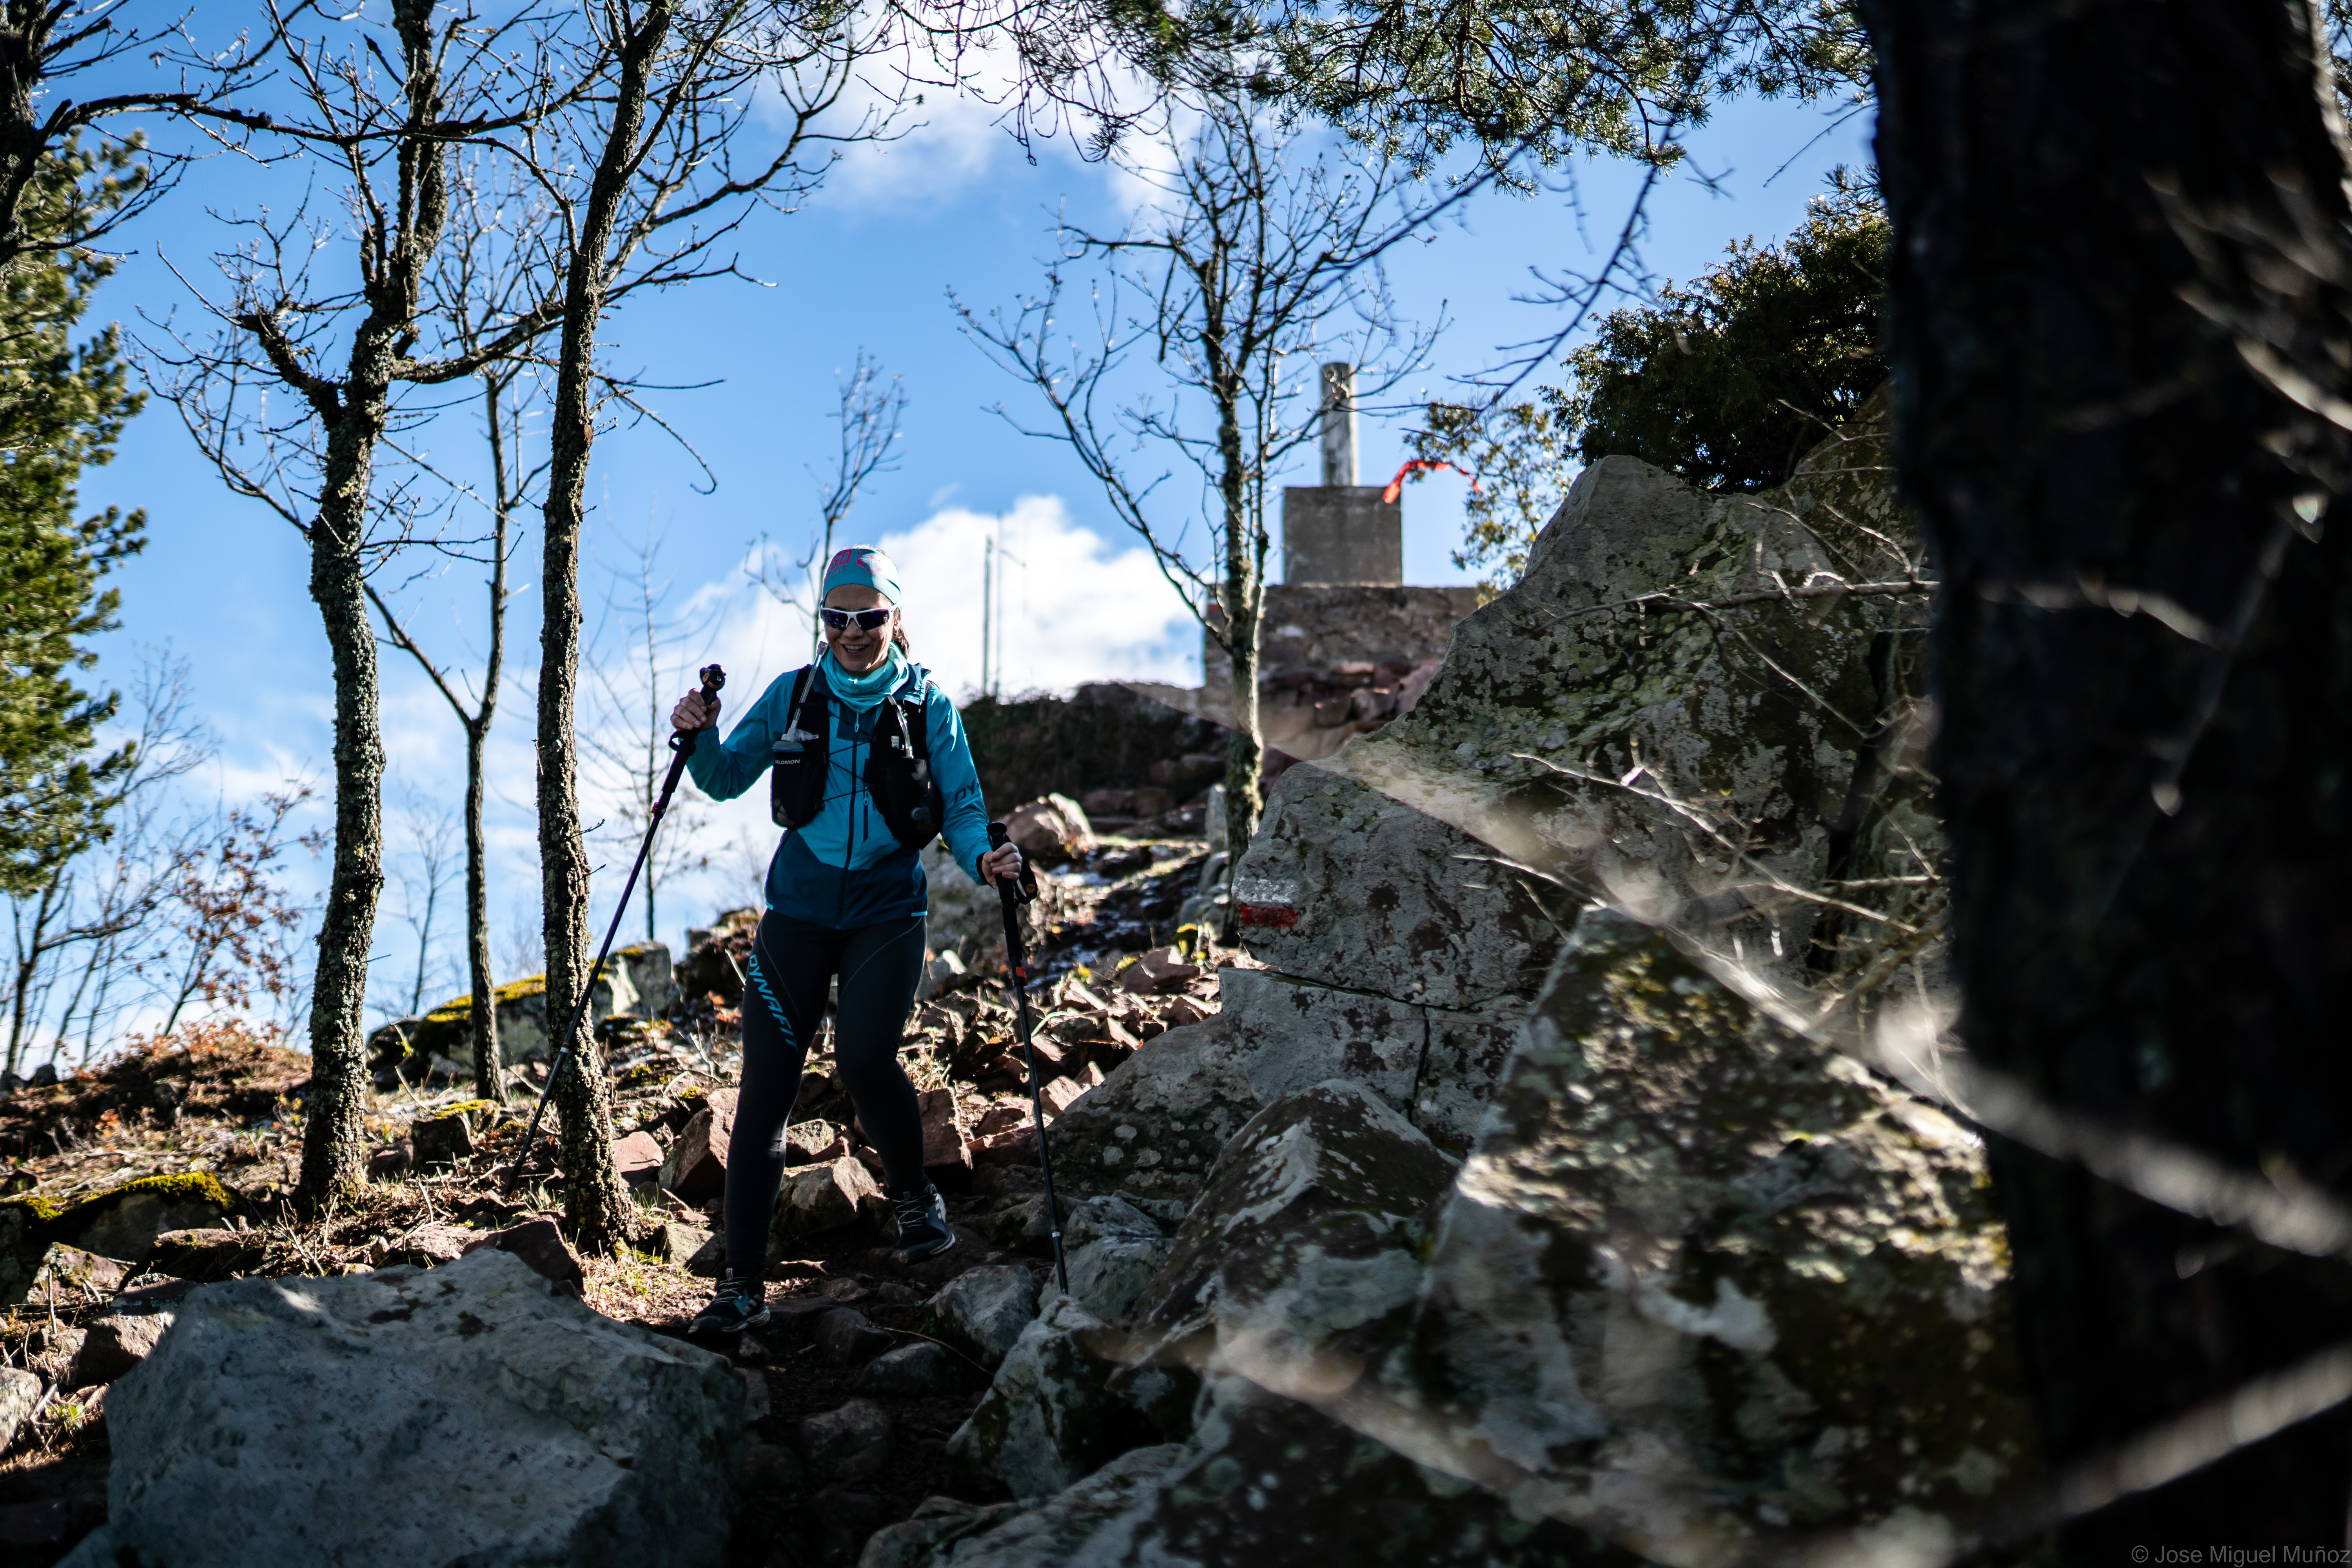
[[1283, 362, 1402, 585]]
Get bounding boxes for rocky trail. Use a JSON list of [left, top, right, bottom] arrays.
[[0, 832, 1232, 1566], [0, 401, 2044, 1568]]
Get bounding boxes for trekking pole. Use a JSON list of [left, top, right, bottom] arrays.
[[988, 821, 1068, 1294], [506, 664, 725, 1186]]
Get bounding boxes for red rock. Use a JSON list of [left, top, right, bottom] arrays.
[[612, 1131, 664, 1185], [1005, 794, 1096, 864], [657, 1088, 739, 1202], [785, 1119, 846, 1167], [460, 1217, 585, 1298], [1040, 1078, 1087, 1119], [972, 1125, 1040, 1168], [1119, 947, 1202, 996], [972, 1102, 1032, 1139], [918, 1088, 970, 1175], [1159, 995, 1212, 1027]]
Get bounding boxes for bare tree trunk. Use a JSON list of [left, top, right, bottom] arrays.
[[299, 415, 390, 1207], [6, 876, 59, 1074], [1216, 381, 1264, 863], [1863, 0, 2352, 1542], [463, 719, 497, 1096], [537, 0, 673, 1254], [469, 381, 510, 1101], [292, 0, 448, 1210]]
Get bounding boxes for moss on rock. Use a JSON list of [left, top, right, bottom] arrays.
[[3, 1172, 239, 1265], [1392, 909, 2034, 1550]]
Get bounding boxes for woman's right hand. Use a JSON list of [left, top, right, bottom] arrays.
[[671, 690, 720, 733]]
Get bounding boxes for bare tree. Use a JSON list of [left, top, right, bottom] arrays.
[[754, 348, 907, 660], [0, 0, 273, 277], [958, 78, 1432, 855], [583, 532, 717, 950], [367, 156, 551, 1100], [528, 0, 905, 1252], [2, 646, 212, 1073], [376, 792, 458, 1022], [149, 0, 578, 1208]]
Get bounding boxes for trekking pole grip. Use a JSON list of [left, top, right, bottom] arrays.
[[670, 664, 724, 754], [986, 820, 1039, 904]]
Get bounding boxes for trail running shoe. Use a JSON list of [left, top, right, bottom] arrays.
[[688, 1269, 770, 1336], [893, 1183, 956, 1263]]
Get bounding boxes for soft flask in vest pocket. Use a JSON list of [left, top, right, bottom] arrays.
[[769, 666, 829, 829]]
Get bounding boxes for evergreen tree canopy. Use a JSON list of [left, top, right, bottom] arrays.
[[1410, 187, 1886, 587], [1566, 187, 1887, 490], [0, 143, 147, 896]]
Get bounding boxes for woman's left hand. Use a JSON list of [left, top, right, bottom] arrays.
[[980, 844, 1024, 886]]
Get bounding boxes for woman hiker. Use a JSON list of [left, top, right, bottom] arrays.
[[673, 545, 1022, 1337]]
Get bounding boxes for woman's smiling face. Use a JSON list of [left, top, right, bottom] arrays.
[[823, 583, 895, 674]]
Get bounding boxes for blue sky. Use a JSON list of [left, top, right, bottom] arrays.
[[64, 65, 1871, 1020]]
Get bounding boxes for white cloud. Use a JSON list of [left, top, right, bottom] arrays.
[[875, 494, 1201, 697]]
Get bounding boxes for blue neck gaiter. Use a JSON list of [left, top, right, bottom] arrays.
[[821, 644, 906, 712]]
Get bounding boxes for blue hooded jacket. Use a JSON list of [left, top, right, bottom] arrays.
[[686, 659, 993, 929]]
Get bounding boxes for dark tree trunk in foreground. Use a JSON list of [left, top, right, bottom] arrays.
[[1865, 0, 2352, 1545], [535, 0, 674, 1255]]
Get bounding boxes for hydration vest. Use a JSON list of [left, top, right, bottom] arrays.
[[768, 664, 946, 851]]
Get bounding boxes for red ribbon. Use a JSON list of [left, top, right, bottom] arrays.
[[1380, 459, 1481, 505]]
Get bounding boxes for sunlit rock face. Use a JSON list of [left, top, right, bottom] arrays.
[[1229, 394, 1936, 1148], [1383, 910, 2034, 1558]]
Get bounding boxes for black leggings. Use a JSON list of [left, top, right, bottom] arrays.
[[723, 911, 928, 1274]]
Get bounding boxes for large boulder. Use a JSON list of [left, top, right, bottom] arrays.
[[1377, 911, 2035, 1550], [1214, 968, 1517, 1152], [1223, 399, 1932, 1144], [1001, 1379, 1635, 1568], [1042, 1020, 1262, 1203], [64, 1247, 746, 1568], [394, 942, 673, 1078]]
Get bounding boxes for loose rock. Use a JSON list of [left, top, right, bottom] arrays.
[[648, 1221, 711, 1267], [856, 1340, 963, 1397], [659, 1088, 740, 1202], [1054, 1196, 1167, 1325], [1, 1244, 128, 1310], [0, 1367, 38, 1452], [799, 1397, 893, 1486], [770, 1156, 884, 1252], [1005, 794, 1096, 866], [918, 1087, 970, 1177], [924, 1264, 1039, 1369], [945, 1295, 1155, 1499], [459, 1217, 586, 1297], [812, 1307, 894, 1365], [69, 1310, 173, 1389], [142, 1228, 262, 1283], [612, 1130, 664, 1184], [864, 1444, 1188, 1568]]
